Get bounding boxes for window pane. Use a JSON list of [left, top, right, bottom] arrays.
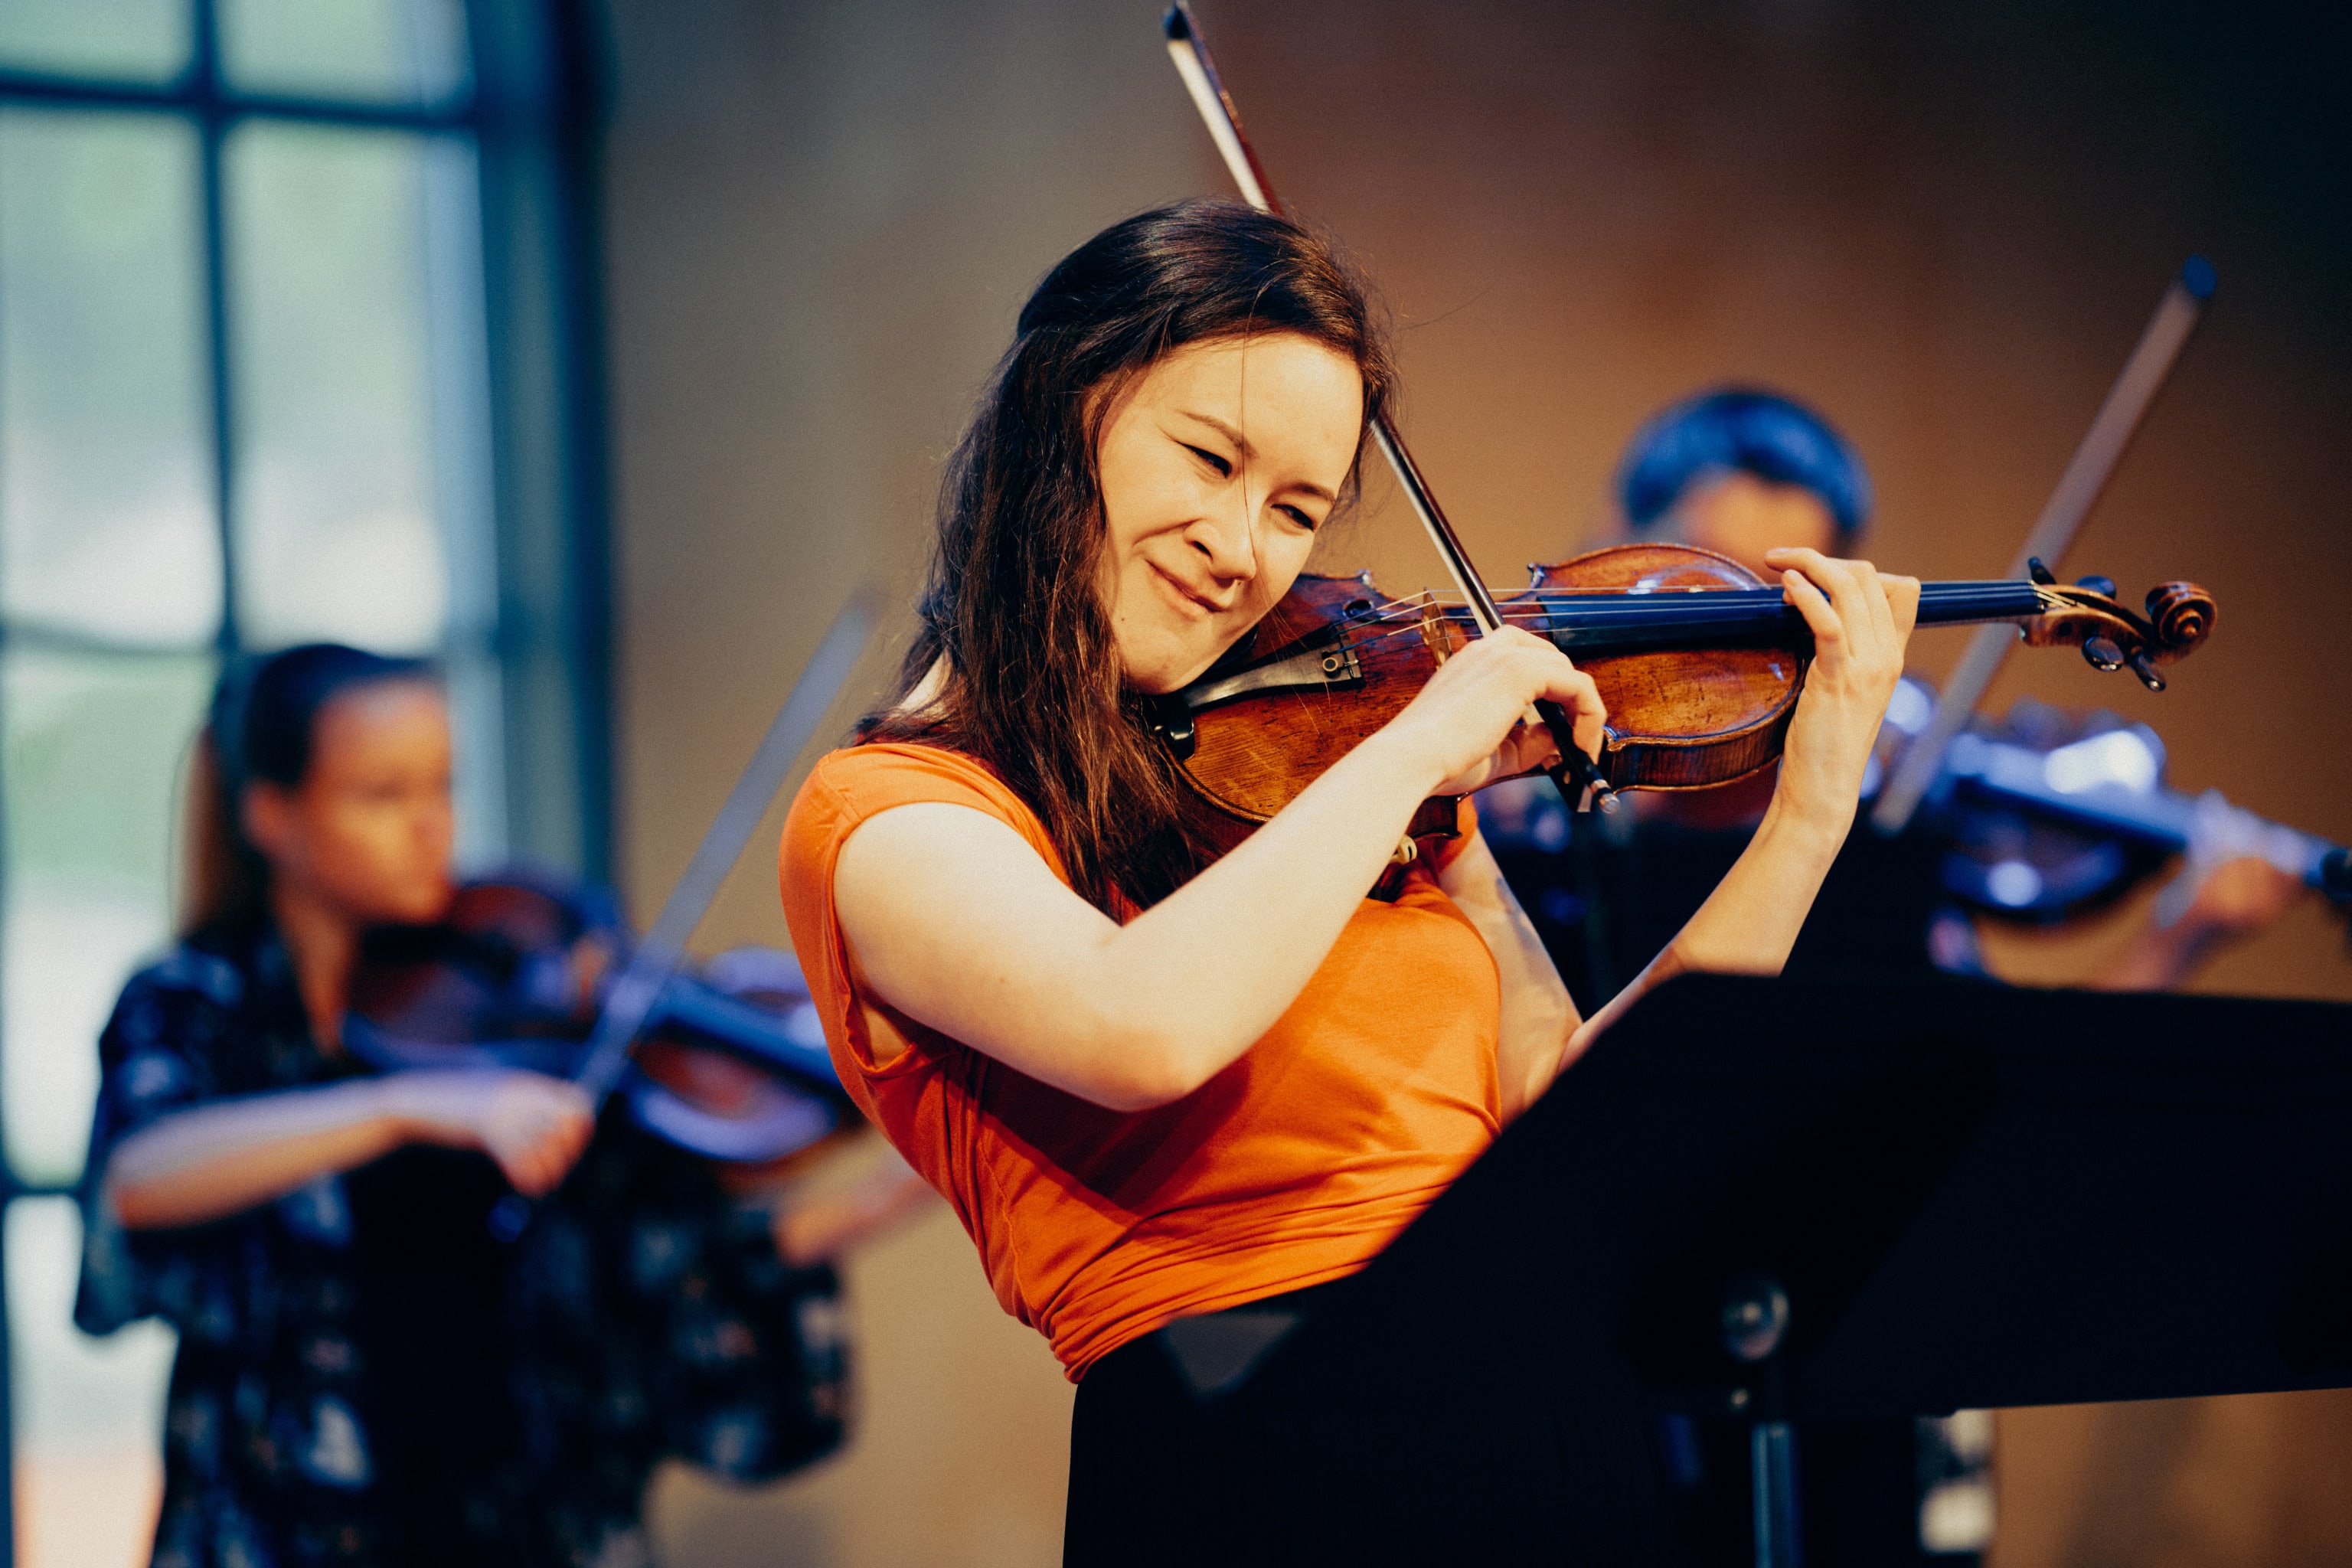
[[217, 0, 468, 106], [227, 123, 485, 655], [446, 648, 507, 869], [8, 1195, 173, 1568], [2, 650, 212, 1187], [0, 109, 220, 648], [0, 0, 190, 83]]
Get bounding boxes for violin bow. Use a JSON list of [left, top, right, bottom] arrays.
[[1163, 4, 1612, 812], [488, 588, 880, 1240], [1870, 256, 2216, 835]]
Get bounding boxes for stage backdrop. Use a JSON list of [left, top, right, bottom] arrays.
[[596, 2, 2352, 1564]]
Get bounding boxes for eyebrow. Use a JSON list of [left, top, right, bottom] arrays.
[[1177, 410, 1340, 505]]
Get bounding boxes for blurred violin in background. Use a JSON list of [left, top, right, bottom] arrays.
[[1872, 683, 2352, 928], [345, 871, 853, 1170]]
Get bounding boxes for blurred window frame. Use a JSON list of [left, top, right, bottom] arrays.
[[0, 1, 612, 1555]]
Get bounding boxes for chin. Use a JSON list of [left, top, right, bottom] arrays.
[[1122, 629, 1239, 697], [1125, 654, 1217, 697], [377, 880, 456, 926]]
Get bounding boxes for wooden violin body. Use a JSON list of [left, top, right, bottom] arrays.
[[345, 873, 851, 1165], [1154, 543, 2216, 835], [1526, 544, 1805, 790]]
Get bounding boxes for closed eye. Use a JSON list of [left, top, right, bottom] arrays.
[[1277, 503, 1318, 531], [1184, 443, 1232, 479]]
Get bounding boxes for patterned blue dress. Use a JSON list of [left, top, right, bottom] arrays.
[[77, 915, 849, 1568]]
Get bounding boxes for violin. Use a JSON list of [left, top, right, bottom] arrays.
[[342, 594, 878, 1197], [1877, 689, 2352, 923], [1158, 11, 2215, 844], [1151, 543, 2214, 838], [345, 871, 851, 1165]]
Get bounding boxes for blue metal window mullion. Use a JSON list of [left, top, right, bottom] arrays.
[[0, 6, 573, 1560], [194, 0, 238, 661], [0, 60, 23, 1568]]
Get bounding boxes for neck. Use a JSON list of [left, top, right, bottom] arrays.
[[269, 880, 359, 1054]]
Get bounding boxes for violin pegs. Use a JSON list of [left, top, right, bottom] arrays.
[[2128, 652, 2167, 693], [2081, 635, 2125, 673], [2319, 847, 2352, 905], [2074, 573, 2117, 597], [2028, 557, 2059, 586]]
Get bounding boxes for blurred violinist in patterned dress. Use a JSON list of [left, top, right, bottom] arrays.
[[75, 643, 930, 1568]]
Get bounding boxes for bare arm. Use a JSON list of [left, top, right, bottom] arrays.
[[1436, 825, 1578, 1122], [773, 1148, 938, 1266], [2096, 795, 2311, 991], [1567, 550, 1921, 1059], [106, 1069, 594, 1230], [832, 629, 1609, 1113]]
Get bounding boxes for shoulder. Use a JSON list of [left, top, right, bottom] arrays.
[[779, 743, 1070, 996], [801, 742, 1033, 821], [785, 743, 1057, 880], [96, 933, 260, 1103], [124, 939, 248, 1011]]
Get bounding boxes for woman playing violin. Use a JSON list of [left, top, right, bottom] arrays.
[[81, 645, 864, 1568], [778, 199, 1920, 1558]]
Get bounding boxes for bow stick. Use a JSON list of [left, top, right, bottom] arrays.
[[487, 588, 880, 1240], [1163, 3, 1613, 813], [1870, 256, 2216, 835]]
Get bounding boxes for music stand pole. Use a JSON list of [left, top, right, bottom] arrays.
[[1725, 1272, 1802, 1568]]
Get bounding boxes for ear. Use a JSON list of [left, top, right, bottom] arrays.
[[241, 781, 295, 864]]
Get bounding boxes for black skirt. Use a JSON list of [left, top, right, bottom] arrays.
[[1063, 1284, 1694, 1568]]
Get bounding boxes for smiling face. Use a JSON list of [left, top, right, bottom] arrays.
[[1094, 333, 1366, 694]]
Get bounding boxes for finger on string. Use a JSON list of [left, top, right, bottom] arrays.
[[1886, 575, 1922, 639], [1858, 568, 1895, 647], [1781, 568, 1844, 649], [1810, 561, 1878, 657], [1853, 560, 1897, 648], [1807, 557, 1873, 645]]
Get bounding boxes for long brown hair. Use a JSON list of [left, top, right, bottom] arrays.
[[861, 200, 1395, 914]]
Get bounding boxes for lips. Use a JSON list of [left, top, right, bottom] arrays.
[[1150, 562, 1228, 619]]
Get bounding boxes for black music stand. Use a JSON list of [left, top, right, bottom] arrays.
[[1138, 975, 2352, 1568]]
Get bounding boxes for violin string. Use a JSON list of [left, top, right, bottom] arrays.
[[1338, 593, 2034, 642], [1302, 580, 2052, 668]]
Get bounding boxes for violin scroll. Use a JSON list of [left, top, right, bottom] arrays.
[[2145, 582, 2217, 654], [2017, 576, 2216, 691]]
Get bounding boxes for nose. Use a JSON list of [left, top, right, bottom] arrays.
[[1187, 490, 1259, 586]]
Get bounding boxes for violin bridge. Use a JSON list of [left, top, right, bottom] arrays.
[[1417, 600, 1452, 662]]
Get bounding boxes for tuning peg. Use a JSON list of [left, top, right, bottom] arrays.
[[2128, 652, 2167, 692], [2081, 635, 2125, 672], [2028, 557, 2058, 586], [2075, 574, 2117, 596], [2320, 848, 2351, 905]]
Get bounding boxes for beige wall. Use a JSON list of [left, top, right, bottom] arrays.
[[596, 2, 2352, 1563], [599, 6, 1203, 1563]]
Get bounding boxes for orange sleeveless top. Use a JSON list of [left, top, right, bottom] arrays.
[[777, 743, 1501, 1378]]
